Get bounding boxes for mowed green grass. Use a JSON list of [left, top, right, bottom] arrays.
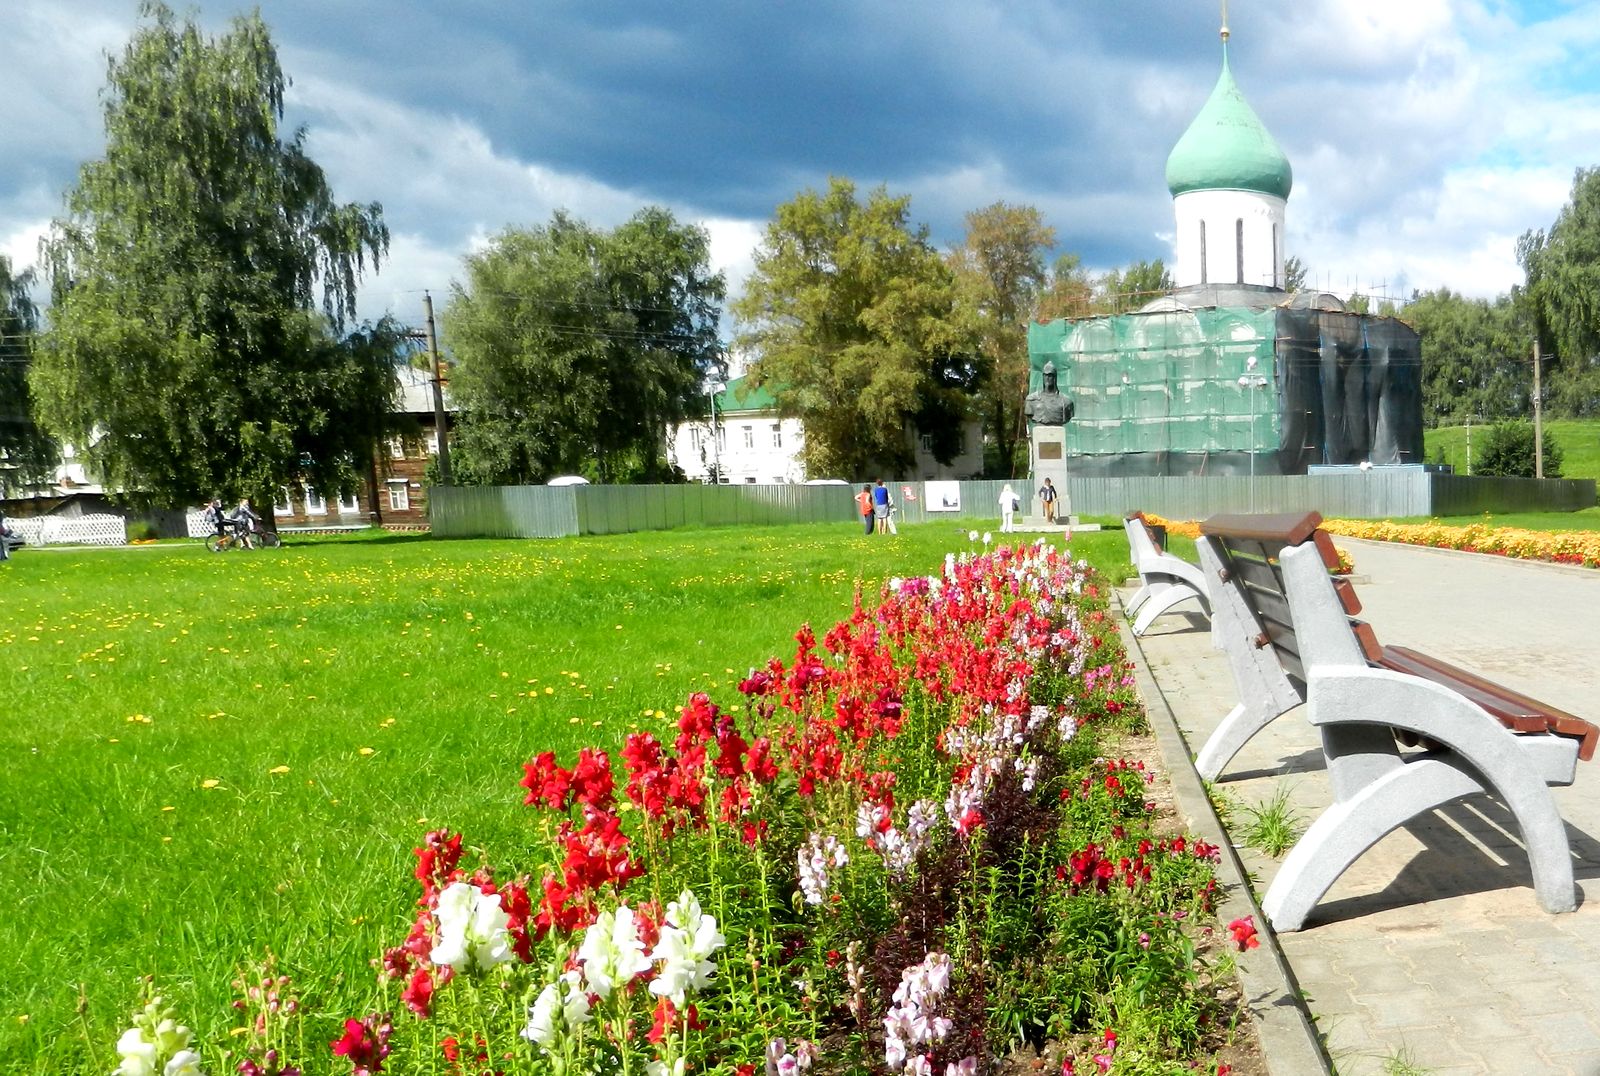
[[0, 522, 1130, 1073], [1425, 417, 1600, 480]]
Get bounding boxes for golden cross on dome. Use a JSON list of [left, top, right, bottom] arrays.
[[1221, 0, 1230, 42]]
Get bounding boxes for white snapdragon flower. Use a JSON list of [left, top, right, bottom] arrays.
[[429, 881, 513, 972], [577, 905, 652, 998], [115, 1028, 159, 1076], [650, 888, 727, 1003], [163, 1051, 203, 1076], [522, 972, 592, 1047], [115, 1001, 202, 1076], [797, 834, 848, 905]]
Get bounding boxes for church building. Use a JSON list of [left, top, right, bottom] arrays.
[[1026, 19, 1424, 477]]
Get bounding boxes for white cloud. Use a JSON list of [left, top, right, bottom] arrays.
[[701, 217, 763, 309]]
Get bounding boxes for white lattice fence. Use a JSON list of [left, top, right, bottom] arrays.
[[186, 510, 212, 539], [11, 514, 129, 546]]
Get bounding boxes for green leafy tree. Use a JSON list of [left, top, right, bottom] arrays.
[[1284, 255, 1308, 292], [444, 208, 724, 484], [0, 255, 57, 494], [1095, 259, 1173, 314], [1033, 253, 1097, 322], [949, 202, 1055, 477], [734, 178, 976, 478], [1518, 166, 1600, 416], [30, 2, 397, 508], [1475, 421, 1563, 478], [1403, 288, 1529, 426]]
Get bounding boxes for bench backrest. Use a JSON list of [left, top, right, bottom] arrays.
[[1197, 511, 1368, 690], [1123, 512, 1162, 566], [1198, 511, 1598, 761]]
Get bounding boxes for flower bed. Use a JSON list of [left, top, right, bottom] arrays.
[[1144, 512, 1600, 570], [1320, 518, 1600, 568], [117, 544, 1248, 1076]]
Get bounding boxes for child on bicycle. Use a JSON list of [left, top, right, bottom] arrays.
[[203, 498, 230, 542], [229, 498, 260, 550]]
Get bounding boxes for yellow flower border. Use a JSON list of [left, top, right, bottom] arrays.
[[1143, 514, 1600, 570]]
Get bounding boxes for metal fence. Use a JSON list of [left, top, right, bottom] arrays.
[[428, 473, 1597, 540]]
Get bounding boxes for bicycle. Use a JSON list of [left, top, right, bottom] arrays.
[[246, 518, 282, 549], [205, 525, 250, 553]]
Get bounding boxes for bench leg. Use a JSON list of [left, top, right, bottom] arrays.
[[1262, 753, 1578, 931], [1195, 701, 1283, 783], [1132, 584, 1204, 637], [1126, 581, 1157, 616], [1263, 756, 1483, 930]]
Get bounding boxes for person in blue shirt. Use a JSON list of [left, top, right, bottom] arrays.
[[872, 479, 890, 534]]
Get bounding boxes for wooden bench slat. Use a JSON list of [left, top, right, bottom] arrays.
[[1333, 578, 1363, 616], [1379, 645, 1599, 761], [1224, 553, 1286, 594], [1201, 511, 1323, 545]]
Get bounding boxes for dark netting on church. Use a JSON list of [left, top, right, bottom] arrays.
[[1026, 302, 1423, 477]]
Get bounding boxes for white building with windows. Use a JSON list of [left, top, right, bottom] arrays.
[[668, 376, 984, 483]]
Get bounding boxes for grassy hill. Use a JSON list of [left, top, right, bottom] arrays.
[[1423, 417, 1600, 481]]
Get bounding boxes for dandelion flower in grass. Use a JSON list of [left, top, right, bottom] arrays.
[[577, 905, 652, 998], [967, 530, 978, 542], [649, 889, 726, 1003], [429, 881, 513, 973]]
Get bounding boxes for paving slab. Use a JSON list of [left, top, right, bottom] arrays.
[[1124, 537, 1600, 1076]]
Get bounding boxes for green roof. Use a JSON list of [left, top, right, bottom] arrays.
[[1165, 50, 1292, 200], [714, 375, 777, 413]]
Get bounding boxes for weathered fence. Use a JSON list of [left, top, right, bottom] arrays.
[[427, 473, 1595, 540]]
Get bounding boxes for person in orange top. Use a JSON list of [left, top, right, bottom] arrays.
[[855, 485, 874, 535]]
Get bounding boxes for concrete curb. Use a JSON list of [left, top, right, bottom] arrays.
[[1116, 605, 1332, 1076]]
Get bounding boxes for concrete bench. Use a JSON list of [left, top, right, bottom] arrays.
[[1195, 511, 1596, 930], [1122, 512, 1211, 637]]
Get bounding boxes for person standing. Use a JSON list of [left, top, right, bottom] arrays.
[[998, 484, 1020, 533], [1037, 478, 1058, 524], [872, 479, 890, 534], [855, 484, 874, 535]]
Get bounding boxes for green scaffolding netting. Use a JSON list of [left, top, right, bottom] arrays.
[[1027, 307, 1279, 456]]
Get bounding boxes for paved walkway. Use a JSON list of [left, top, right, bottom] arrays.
[[1125, 538, 1600, 1076]]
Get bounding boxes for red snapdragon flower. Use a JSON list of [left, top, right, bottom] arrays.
[[1227, 916, 1260, 951], [400, 967, 434, 1018], [413, 830, 464, 903], [520, 752, 573, 810], [331, 1014, 393, 1075]]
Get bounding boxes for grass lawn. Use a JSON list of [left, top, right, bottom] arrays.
[[1425, 417, 1600, 480], [1384, 506, 1600, 531], [1, 522, 1129, 1073]]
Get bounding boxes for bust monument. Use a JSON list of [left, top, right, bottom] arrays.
[[1025, 361, 1074, 427]]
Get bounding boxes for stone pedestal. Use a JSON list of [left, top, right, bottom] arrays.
[[1028, 425, 1073, 523]]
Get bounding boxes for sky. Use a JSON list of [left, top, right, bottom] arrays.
[[5, 0, 1600, 339]]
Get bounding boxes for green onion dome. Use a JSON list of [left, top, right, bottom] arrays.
[[1165, 51, 1292, 200]]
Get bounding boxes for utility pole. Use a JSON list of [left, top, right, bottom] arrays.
[[423, 291, 452, 484], [1533, 339, 1544, 480]]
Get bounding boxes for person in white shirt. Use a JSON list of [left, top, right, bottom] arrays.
[[998, 484, 1020, 533]]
